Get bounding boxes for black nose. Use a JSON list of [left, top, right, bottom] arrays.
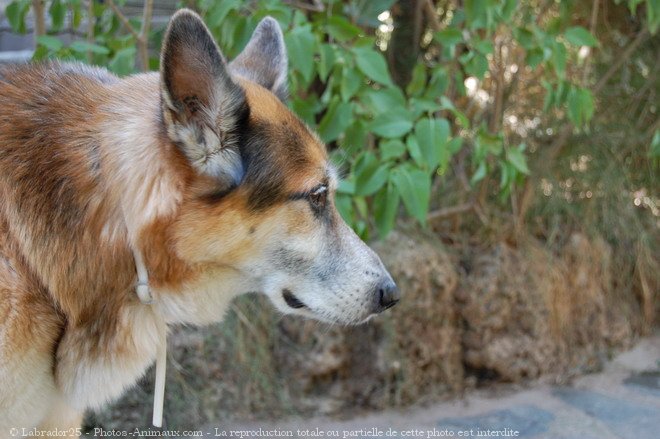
[[376, 280, 400, 312]]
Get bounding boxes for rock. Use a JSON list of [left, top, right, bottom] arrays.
[[459, 234, 636, 382], [553, 387, 660, 439]]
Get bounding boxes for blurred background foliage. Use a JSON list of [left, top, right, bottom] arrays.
[[1, 0, 658, 426], [3, 0, 657, 244]]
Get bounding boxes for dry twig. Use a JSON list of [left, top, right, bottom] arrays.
[[86, 0, 95, 64], [31, 0, 46, 41], [106, 0, 153, 71]]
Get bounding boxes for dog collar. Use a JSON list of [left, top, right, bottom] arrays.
[[132, 248, 167, 428]]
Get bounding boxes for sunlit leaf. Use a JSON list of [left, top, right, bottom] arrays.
[[415, 117, 450, 172], [380, 139, 406, 161], [326, 16, 361, 41], [391, 164, 430, 225], [564, 26, 598, 47], [318, 97, 353, 142], [69, 41, 110, 55], [506, 146, 530, 174], [36, 35, 64, 52], [353, 47, 392, 85], [49, 0, 65, 32], [285, 25, 316, 84], [374, 180, 400, 238], [369, 109, 413, 138]]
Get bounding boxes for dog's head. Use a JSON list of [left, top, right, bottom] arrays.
[[159, 10, 398, 324]]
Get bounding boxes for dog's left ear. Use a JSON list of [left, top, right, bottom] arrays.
[[230, 17, 288, 100], [160, 9, 247, 187]]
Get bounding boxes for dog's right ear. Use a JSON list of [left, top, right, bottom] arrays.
[[160, 9, 247, 188]]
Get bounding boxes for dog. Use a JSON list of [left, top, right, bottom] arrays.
[[0, 9, 399, 436]]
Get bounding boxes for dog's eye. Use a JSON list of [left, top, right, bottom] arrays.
[[308, 185, 327, 210]]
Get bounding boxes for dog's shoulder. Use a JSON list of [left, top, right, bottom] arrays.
[[0, 60, 118, 87]]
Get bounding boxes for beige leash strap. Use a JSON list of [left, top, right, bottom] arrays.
[[132, 247, 167, 428]]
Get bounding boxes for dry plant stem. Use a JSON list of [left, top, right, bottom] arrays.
[[284, 0, 325, 12], [138, 0, 154, 71], [86, 0, 95, 64], [32, 0, 45, 42], [428, 203, 473, 222], [423, 0, 441, 32], [107, 0, 153, 71], [594, 29, 649, 93], [106, 0, 139, 40], [490, 38, 505, 133], [516, 179, 534, 228], [581, 0, 600, 85]]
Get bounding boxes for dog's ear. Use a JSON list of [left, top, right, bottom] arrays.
[[230, 17, 288, 101], [160, 9, 246, 187]]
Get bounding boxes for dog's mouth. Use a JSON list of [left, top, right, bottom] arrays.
[[282, 289, 307, 309]]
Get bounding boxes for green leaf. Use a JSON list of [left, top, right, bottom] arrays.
[[415, 117, 450, 172], [407, 62, 427, 97], [649, 129, 660, 158], [206, 0, 240, 27], [71, 0, 82, 28], [440, 97, 470, 128], [36, 35, 64, 52], [291, 94, 322, 126], [108, 47, 136, 76], [69, 41, 110, 55], [410, 98, 438, 118], [285, 25, 316, 84], [465, 0, 489, 30], [647, 0, 659, 34], [564, 26, 598, 47], [434, 28, 463, 46], [340, 66, 363, 102], [470, 161, 487, 185], [406, 135, 424, 168], [567, 86, 594, 127], [337, 179, 355, 195], [355, 160, 389, 196], [542, 80, 555, 112], [49, 0, 65, 32], [353, 47, 392, 85], [380, 139, 406, 161], [424, 67, 449, 100], [6, 1, 29, 33], [526, 47, 544, 69], [318, 98, 353, 143], [499, 0, 517, 21], [474, 39, 494, 55], [326, 16, 362, 41], [335, 192, 355, 225], [551, 42, 567, 78], [360, 87, 406, 114], [340, 119, 368, 154], [465, 53, 489, 79], [374, 180, 400, 238], [391, 164, 430, 226], [448, 137, 463, 154], [369, 108, 413, 138], [476, 129, 503, 157], [513, 27, 535, 50], [317, 43, 336, 82], [506, 145, 530, 174]]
